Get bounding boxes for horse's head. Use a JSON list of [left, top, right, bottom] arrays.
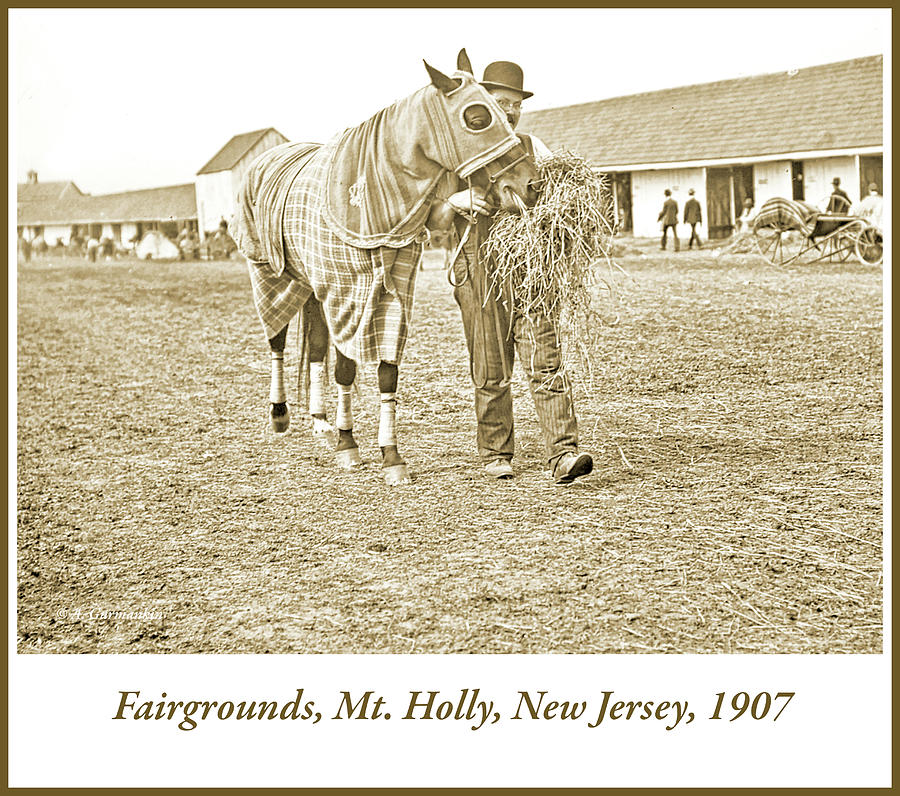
[[423, 51, 541, 214]]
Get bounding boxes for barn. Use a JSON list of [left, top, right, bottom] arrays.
[[17, 172, 197, 247], [521, 55, 883, 239], [17, 128, 289, 248], [195, 127, 288, 237]]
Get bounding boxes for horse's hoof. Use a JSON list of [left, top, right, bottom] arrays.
[[382, 463, 411, 486], [270, 406, 290, 434], [335, 447, 362, 470], [311, 417, 337, 448]]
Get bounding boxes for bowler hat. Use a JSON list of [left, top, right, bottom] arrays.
[[480, 61, 533, 99], [832, 177, 841, 185]]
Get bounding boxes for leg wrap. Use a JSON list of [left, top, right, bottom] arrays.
[[378, 393, 398, 448], [336, 384, 354, 431], [269, 352, 286, 404], [309, 360, 326, 416]]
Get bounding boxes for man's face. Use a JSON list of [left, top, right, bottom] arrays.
[[487, 86, 525, 129]]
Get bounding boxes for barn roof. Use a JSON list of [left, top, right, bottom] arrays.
[[17, 180, 83, 203], [17, 183, 197, 225], [520, 55, 883, 170], [196, 128, 285, 175]]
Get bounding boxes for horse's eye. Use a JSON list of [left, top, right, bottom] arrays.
[[463, 104, 492, 131]]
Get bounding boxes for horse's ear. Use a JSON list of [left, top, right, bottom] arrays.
[[457, 48, 474, 76], [424, 60, 461, 94]]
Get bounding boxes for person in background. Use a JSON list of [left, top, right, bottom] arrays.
[[100, 236, 114, 260], [17, 231, 32, 264], [658, 189, 679, 251], [856, 183, 883, 231], [86, 235, 100, 262], [827, 177, 852, 214], [735, 197, 755, 233], [177, 228, 190, 261], [684, 189, 702, 249]]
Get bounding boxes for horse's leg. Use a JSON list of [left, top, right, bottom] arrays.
[[268, 325, 290, 433], [378, 361, 411, 485], [333, 349, 362, 469], [305, 297, 336, 446]]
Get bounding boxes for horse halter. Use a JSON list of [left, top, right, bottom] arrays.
[[445, 139, 541, 288], [479, 141, 541, 191]]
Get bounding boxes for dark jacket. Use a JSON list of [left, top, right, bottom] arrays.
[[827, 188, 851, 214], [684, 197, 702, 224], [658, 198, 678, 226]]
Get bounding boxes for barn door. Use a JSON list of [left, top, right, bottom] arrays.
[[706, 167, 733, 239], [791, 161, 805, 200], [611, 172, 633, 232], [859, 155, 883, 196], [732, 165, 754, 210]]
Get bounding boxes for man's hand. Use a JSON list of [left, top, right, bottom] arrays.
[[446, 188, 494, 217]]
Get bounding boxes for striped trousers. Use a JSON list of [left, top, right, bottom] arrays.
[[452, 241, 578, 468]]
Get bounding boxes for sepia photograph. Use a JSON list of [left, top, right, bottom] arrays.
[[13, 8, 885, 661]]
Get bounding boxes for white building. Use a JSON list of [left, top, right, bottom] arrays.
[[195, 127, 288, 238], [17, 128, 289, 249], [17, 174, 197, 247], [521, 55, 883, 239]]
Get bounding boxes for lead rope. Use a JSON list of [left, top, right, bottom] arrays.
[[446, 177, 479, 288]]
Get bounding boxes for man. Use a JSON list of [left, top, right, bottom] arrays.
[[658, 189, 679, 251], [17, 231, 32, 264], [684, 188, 702, 249], [827, 177, 852, 214], [856, 183, 883, 231], [86, 235, 100, 263], [177, 228, 191, 261], [735, 197, 756, 233], [438, 60, 593, 484]]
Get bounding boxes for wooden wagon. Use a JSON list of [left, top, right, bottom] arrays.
[[752, 197, 883, 266]]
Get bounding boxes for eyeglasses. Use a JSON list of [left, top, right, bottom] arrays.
[[495, 98, 522, 112]]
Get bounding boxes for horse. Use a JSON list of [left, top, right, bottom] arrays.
[[233, 49, 541, 486]]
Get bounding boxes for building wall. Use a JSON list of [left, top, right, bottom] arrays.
[[43, 224, 72, 246], [753, 161, 793, 207], [121, 222, 139, 244], [627, 154, 868, 236], [802, 155, 858, 207], [196, 171, 236, 237], [195, 130, 289, 238], [631, 167, 706, 238]]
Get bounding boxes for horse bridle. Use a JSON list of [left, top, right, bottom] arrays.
[[446, 141, 539, 288], [483, 147, 532, 186]]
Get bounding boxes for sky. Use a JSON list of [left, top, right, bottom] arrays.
[[10, 8, 890, 195]]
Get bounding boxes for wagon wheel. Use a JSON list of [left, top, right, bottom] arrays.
[[855, 225, 883, 266], [754, 224, 806, 265], [820, 228, 856, 262]]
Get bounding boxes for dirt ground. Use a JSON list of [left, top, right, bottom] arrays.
[[16, 245, 883, 653]]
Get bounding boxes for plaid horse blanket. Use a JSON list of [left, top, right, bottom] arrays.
[[753, 197, 821, 237], [235, 76, 522, 365], [236, 140, 423, 365], [324, 88, 455, 249], [232, 142, 319, 276]]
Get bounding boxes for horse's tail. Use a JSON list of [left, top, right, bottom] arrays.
[[296, 299, 329, 414]]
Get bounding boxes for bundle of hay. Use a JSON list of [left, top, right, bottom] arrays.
[[481, 150, 618, 387]]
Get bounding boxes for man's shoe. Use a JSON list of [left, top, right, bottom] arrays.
[[485, 459, 514, 480], [553, 452, 593, 484]]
